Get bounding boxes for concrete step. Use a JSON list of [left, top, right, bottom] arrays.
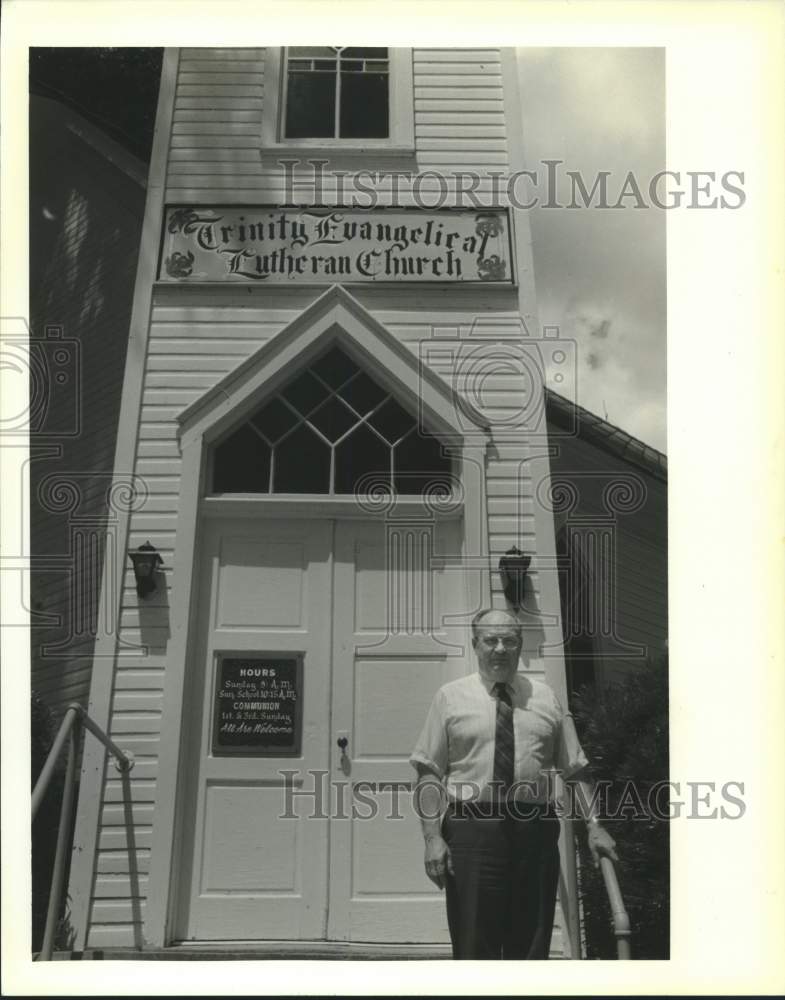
[[50, 941, 455, 961]]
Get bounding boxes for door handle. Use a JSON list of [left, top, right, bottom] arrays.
[[336, 732, 350, 775]]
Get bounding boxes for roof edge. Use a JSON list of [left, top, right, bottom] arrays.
[[31, 94, 148, 189], [545, 388, 667, 481]]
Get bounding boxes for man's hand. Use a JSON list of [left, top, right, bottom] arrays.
[[587, 821, 618, 868], [424, 835, 454, 890]]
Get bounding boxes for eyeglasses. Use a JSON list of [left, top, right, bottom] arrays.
[[478, 636, 520, 650]]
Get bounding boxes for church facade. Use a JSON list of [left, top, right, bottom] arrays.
[[63, 46, 666, 956]]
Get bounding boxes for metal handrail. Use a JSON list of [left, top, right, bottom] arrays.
[[598, 855, 632, 959], [32, 702, 133, 961], [559, 815, 583, 958]]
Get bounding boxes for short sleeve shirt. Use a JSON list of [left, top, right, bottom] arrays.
[[409, 672, 589, 803]]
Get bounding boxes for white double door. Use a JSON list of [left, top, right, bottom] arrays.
[[177, 514, 470, 942]]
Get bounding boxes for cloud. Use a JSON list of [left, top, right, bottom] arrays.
[[520, 48, 666, 452], [589, 318, 611, 340]]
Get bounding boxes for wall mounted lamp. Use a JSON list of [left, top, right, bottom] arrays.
[[129, 540, 163, 599], [499, 546, 531, 611]]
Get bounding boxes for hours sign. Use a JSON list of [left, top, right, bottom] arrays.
[[212, 654, 302, 757]]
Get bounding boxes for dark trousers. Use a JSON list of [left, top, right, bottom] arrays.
[[441, 803, 561, 960]]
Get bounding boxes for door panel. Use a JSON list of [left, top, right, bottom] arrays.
[[328, 517, 472, 942], [179, 518, 332, 941], [179, 513, 473, 943], [200, 784, 300, 893]]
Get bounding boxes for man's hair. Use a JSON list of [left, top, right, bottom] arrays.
[[471, 608, 522, 641]]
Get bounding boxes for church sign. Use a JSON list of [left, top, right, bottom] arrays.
[[160, 206, 512, 284], [212, 654, 302, 757]]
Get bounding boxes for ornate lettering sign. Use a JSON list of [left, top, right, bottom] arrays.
[[212, 654, 302, 756], [160, 207, 512, 284]]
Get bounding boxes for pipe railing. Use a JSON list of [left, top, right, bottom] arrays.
[[32, 705, 631, 960], [598, 854, 632, 959], [562, 811, 632, 959], [32, 702, 133, 961], [559, 816, 583, 958]]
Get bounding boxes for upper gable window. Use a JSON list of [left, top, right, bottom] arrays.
[[284, 47, 389, 140], [262, 47, 414, 153], [210, 345, 453, 497]]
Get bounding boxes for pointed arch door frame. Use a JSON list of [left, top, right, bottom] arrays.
[[143, 285, 492, 946]]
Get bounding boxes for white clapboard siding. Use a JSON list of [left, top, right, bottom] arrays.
[[101, 803, 156, 829], [109, 714, 162, 737], [93, 876, 151, 899], [87, 286, 300, 943], [86, 924, 141, 949], [166, 47, 509, 202], [102, 778, 157, 805], [96, 849, 152, 875], [112, 690, 165, 712], [99, 827, 154, 852], [89, 899, 147, 926]]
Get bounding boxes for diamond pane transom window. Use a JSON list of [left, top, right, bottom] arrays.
[[211, 346, 453, 496], [284, 47, 389, 139]]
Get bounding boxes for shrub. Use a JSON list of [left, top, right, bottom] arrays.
[[570, 653, 669, 959]]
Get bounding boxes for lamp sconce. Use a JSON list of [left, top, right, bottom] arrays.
[[129, 540, 163, 599], [499, 546, 531, 611]]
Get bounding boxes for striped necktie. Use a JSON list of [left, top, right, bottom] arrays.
[[492, 681, 515, 795]]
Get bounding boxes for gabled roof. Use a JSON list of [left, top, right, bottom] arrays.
[[545, 388, 667, 482], [178, 284, 490, 443]]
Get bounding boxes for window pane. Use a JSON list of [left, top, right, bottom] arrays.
[[273, 424, 330, 493], [310, 345, 359, 388], [285, 71, 336, 138], [339, 370, 387, 416], [310, 396, 356, 442], [250, 396, 298, 444], [343, 47, 388, 58], [369, 397, 416, 444], [394, 432, 452, 495], [335, 424, 390, 494], [288, 47, 336, 59], [208, 346, 451, 499], [281, 369, 331, 416], [213, 426, 270, 492], [340, 69, 388, 138]]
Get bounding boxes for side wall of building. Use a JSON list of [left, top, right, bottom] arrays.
[[546, 405, 668, 691], [29, 96, 147, 719]]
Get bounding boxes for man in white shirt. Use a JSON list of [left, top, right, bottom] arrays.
[[410, 608, 617, 959]]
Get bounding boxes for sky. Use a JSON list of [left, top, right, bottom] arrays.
[[519, 48, 666, 452]]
